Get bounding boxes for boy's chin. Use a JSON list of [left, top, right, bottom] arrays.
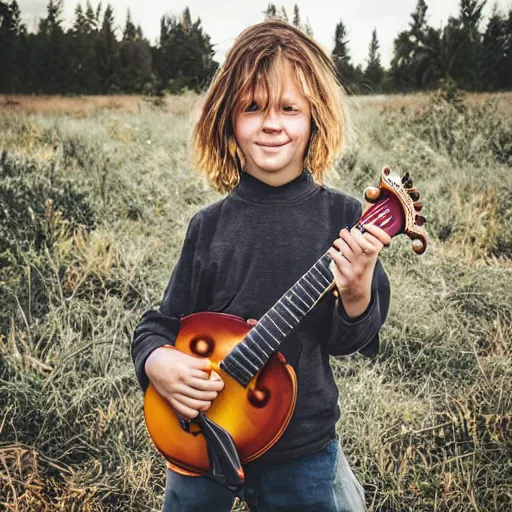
[[253, 160, 294, 174]]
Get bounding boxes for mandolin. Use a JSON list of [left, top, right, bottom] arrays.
[[143, 166, 429, 489]]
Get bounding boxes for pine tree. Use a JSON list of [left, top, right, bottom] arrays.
[[123, 9, 136, 41], [304, 17, 313, 37], [85, 0, 98, 32], [279, 6, 288, 22], [332, 20, 357, 91], [96, 3, 119, 92], [364, 28, 384, 92], [156, 9, 218, 94], [263, 3, 277, 19], [456, 0, 486, 89], [416, 18, 465, 88], [292, 4, 300, 28], [390, 0, 430, 90], [0, 1, 24, 92], [36, 0, 70, 93], [503, 9, 512, 88], [118, 8, 153, 92], [182, 7, 192, 32], [481, 4, 506, 89]]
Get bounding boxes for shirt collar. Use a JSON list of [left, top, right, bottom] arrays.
[[232, 168, 319, 203]]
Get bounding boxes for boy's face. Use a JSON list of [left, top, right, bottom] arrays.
[[233, 59, 311, 185]]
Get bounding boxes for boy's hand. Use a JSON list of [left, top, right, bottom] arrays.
[[145, 346, 224, 420], [327, 223, 391, 318]]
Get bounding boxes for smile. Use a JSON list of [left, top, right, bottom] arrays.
[[257, 142, 289, 148]]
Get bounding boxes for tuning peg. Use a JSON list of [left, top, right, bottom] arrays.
[[414, 202, 423, 212], [415, 214, 427, 226], [402, 172, 414, 189], [408, 189, 420, 201], [412, 239, 426, 254], [364, 186, 382, 203]]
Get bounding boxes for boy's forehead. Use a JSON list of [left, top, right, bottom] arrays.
[[250, 70, 308, 101]]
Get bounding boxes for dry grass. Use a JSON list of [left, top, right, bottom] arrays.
[[0, 92, 201, 118], [1, 89, 511, 511]]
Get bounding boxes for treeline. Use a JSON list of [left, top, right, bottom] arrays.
[[0, 0, 217, 94], [331, 0, 512, 93], [0, 0, 511, 95]]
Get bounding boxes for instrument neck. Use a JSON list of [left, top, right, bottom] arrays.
[[220, 252, 335, 386]]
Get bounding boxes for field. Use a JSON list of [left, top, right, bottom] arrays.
[[0, 89, 511, 511]]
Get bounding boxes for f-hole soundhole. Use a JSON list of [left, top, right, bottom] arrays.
[[248, 387, 270, 408], [190, 337, 214, 357]]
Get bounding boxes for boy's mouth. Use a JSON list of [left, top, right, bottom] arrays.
[[256, 142, 289, 147]]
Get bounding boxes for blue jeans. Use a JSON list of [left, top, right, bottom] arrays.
[[163, 438, 366, 511]]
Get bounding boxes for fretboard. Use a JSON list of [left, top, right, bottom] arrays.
[[219, 252, 335, 386]]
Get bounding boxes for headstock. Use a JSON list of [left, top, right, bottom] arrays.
[[355, 166, 429, 254]]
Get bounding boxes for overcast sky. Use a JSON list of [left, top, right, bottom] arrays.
[[17, 0, 512, 68]]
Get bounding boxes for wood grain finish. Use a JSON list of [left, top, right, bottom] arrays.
[[144, 311, 297, 475]]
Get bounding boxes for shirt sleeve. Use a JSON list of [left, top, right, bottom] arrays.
[[131, 216, 199, 392], [327, 200, 391, 357]]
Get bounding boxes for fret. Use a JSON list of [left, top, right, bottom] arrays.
[[270, 302, 293, 329], [239, 340, 266, 366], [307, 268, 328, 290], [300, 277, 323, 300], [283, 293, 307, 320], [290, 285, 312, 310], [274, 300, 299, 324], [265, 311, 286, 336], [250, 328, 275, 352], [245, 332, 271, 360], [225, 356, 251, 382], [234, 346, 260, 372], [221, 252, 344, 387], [318, 254, 334, 277], [311, 264, 332, 287], [290, 288, 310, 312], [296, 281, 315, 303], [257, 319, 280, 345]]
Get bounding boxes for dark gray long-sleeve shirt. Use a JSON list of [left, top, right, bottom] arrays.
[[132, 169, 390, 462]]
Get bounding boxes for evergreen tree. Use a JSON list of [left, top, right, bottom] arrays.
[[0, 1, 24, 92], [455, 0, 486, 89], [263, 3, 277, 19], [96, 3, 119, 93], [481, 4, 507, 89], [85, 0, 98, 31], [292, 4, 300, 28], [304, 17, 313, 37], [416, 18, 465, 87], [156, 9, 218, 94], [504, 9, 512, 88], [390, 0, 430, 90], [279, 6, 288, 22], [331, 20, 357, 91], [123, 8, 136, 41], [364, 28, 384, 92], [182, 6, 192, 31], [69, 2, 100, 93], [36, 0, 70, 93], [119, 8, 153, 92]]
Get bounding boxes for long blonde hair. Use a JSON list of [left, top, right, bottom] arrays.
[[191, 18, 349, 194]]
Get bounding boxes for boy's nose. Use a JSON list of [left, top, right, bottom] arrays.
[[262, 109, 281, 130]]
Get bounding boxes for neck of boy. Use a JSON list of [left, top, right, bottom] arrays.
[[235, 167, 318, 203], [243, 163, 305, 188]]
